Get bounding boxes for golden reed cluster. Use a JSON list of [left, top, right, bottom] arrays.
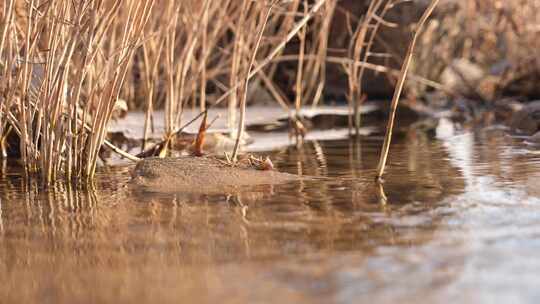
[[2, 0, 533, 184]]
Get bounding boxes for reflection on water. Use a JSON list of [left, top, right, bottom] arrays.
[[1, 128, 539, 303]]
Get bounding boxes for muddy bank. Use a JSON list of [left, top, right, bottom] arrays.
[[130, 156, 299, 194]]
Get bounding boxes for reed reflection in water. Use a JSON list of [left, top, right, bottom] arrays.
[[0, 129, 539, 303]]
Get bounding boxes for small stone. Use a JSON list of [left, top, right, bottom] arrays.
[[527, 132, 540, 145], [510, 100, 540, 135], [440, 59, 486, 97]]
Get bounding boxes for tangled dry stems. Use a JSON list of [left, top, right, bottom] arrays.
[[0, 0, 538, 184]]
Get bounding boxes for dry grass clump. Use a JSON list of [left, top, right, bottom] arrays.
[[343, 0, 396, 133], [411, 0, 540, 100], [0, 0, 340, 182], [4, 0, 526, 184], [0, 0, 152, 182]]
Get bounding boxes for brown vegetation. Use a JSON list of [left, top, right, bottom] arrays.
[[411, 0, 540, 100], [0, 0, 338, 182], [1, 0, 538, 184]]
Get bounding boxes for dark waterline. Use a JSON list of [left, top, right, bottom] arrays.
[[1, 128, 539, 303]]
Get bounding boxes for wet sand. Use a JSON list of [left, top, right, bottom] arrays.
[[130, 156, 299, 193]]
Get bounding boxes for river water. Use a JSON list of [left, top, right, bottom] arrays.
[[1, 125, 539, 303]]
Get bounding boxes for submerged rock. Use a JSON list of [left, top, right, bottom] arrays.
[[510, 100, 540, 135], [130, 156, 298, 193], [526, 132, 540, 145], [440, 59, 487, 98]]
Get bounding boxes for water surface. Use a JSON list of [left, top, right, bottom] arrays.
[[1, 127, 539, 303]]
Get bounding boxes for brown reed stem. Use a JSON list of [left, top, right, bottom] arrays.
[[211, 0, 328, 109], [231, 0, 279, 162], [375, 0, 440, 182]]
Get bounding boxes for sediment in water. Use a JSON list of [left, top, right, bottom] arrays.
[[130, 156, 298, 193]]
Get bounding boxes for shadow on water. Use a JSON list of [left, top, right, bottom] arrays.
[[1, 128, 539, 303]]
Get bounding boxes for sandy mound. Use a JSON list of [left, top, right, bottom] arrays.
[[130, 156, 298, 193]]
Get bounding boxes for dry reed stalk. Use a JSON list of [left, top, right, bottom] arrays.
[[274, 53, 451, 94], [235, 37, 293, 111], [226, 0, 300, 132], [141, 39, 163, 151], [0, 0, 16, 157], [138, 0, 328, 160], [308, 0, 337, 108], [164, 1, 180, 139], [199, 0, 210, 113], [263, 0, 301, 81], [345, 0, 384, 134], [352, 0, 396, 133], [291, 0, 308, 144], [1, 0, 456, 185], [86, 0, 154, 179], [135, 0, 330, 159], [231, 0, 279, 162], [228, 0, 249, 136], [211, 0, 329, 109], [0, 0, 152, 183], [255, 64, 291, 111], [294, 0, 307, 116], [375, 0, 440, 182], [148, 0, 234, 156], [231, 38, 298, 113], [189, 1, 232, 109]]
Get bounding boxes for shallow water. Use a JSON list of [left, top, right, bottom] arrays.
[[1, 127, 540, 303]]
